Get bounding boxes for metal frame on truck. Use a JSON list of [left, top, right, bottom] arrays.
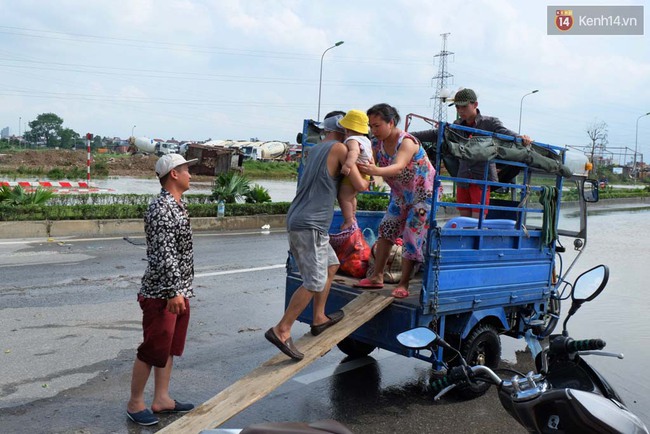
[[286, 116, 598, 398]]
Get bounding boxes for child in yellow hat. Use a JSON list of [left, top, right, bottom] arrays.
[[337, 109, 374, 230]]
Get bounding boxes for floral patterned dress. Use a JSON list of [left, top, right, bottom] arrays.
[[373, 131, 435, 263]]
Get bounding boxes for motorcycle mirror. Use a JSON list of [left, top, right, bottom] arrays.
[[396, 327, 439, 349], [572, 264, 609, 303], [563, 264, 609, 335]]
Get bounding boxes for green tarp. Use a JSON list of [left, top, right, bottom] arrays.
[[442, 131, 572, 178]]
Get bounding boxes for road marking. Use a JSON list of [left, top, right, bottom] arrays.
[[195, 264, 285, 278], [292, 351, 395, 385], [0, 230, 285, 246]]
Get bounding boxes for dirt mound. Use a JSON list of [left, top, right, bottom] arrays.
[[103, 154, 158, 176], [0, 149, 158, 178]]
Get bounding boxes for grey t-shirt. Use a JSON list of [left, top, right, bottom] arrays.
[[286, 140, 340, 232]]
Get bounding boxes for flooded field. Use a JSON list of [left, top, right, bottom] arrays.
[[551, 208, 650, 421], [91, 177, 297, 202]]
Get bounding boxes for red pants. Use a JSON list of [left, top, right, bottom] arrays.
[[457, 184, 490, 216], [136, 295, 190, 368]]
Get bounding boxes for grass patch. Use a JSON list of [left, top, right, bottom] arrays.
[[243, 160, 298, 179]]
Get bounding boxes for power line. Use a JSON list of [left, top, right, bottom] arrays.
[[0, 25, 431, 66]]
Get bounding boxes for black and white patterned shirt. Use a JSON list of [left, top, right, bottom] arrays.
[[140, 189, 195, 299]]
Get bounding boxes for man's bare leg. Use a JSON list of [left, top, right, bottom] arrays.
[[312, 264, 339, 326], [127, 358, 152, 413], [151, 355, 177, 413], [273, 286, 314, 343]]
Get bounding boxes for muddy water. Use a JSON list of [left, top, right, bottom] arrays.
[[539, 208, 649, 421], [92, 177, 297, 201]]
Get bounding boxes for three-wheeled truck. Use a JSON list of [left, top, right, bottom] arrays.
[[286, 116, 599, 398]]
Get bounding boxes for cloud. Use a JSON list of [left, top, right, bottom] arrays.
[[0, 0, 648, 158]]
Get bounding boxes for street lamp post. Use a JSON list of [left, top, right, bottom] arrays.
[[633, 112, 650, 184], [317, 41, 344, 121], [131, 125, 136, 137], [518, 89, 539, 134]]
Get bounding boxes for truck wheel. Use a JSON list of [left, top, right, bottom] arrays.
[[337, 337, 376, 359], [455, 324, 501, 399]]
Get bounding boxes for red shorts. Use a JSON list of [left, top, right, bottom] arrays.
[[136, 295, 190, 368], [457, 184, 490, 215]]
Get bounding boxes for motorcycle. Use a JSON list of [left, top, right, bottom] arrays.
[[397, 264, 648, 433]]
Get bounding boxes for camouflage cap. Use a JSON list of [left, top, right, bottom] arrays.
[[452, 88, 477, 106]]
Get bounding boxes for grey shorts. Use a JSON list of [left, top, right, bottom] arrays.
[[288, 229, 339, 292]]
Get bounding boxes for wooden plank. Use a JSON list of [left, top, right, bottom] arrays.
[[157, 292, 394, 434]]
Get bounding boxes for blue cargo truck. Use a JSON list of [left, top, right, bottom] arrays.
[[286, 116, 598, 398]]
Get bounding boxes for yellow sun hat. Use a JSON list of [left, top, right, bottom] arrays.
[[338, 109, 369, 135]]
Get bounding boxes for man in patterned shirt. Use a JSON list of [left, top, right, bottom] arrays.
[[126, 154, 198, 426]]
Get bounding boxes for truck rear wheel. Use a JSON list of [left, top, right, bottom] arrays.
[[337, 337, 376, 359], [455, 324, 501, 399]]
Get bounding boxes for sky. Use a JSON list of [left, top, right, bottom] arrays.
[[1, 0, 649, 163]]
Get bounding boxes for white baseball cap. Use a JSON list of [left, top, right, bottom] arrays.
[[317, 114, 345, 134], [155, 154, 198, 178]]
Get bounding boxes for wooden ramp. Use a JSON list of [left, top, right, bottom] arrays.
[[158, 292, 393, 434]]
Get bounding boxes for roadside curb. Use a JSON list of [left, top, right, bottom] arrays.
[[0, 215, 288, 240]]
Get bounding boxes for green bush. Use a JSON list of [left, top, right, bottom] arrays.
[[93, 161, 109, 176], [188, 202, 290, 218], [0, 201, 292, 221], [65, 167, 87, 180], [0, 186, 54, 205], [48, 193, 214, 206], [47, 168, 66, 180], [246, 184, 272, 203], [212, 172, 251, 203], [357, 192, 389, 211]]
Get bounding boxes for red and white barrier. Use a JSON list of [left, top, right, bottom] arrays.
[[0, 181, 113, 194]]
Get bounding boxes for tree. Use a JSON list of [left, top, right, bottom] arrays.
[[24, 113, 65, 147], [92, 135, 103, 148], [586, 119, 608, 170], [60, 128, 80, 149]]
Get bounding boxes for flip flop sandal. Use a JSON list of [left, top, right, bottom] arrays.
[[391, 287, 409, 299], [354, 278, 384, 289]]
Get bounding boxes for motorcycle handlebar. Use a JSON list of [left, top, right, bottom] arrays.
[[556, 337, 606, 354], [567, 338, 606, 352], [550, 336, 606, 355], [430, 376, 452, 393], [430, 365, 503, 393], [430, 366, 469, 392]]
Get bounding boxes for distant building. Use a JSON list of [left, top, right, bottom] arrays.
[[1, 126, 10, 139]]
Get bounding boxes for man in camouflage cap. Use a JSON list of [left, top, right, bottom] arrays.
[[412, 88, 532, 218]]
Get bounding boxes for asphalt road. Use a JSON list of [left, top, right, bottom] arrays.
[[0, 231, 532, 434]]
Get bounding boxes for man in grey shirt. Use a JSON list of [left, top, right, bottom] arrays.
[[265, 113, 370, 361], [412, 88, 532, 217]]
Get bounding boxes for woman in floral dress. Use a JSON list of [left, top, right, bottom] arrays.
[[355, 103, 435, 298]]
